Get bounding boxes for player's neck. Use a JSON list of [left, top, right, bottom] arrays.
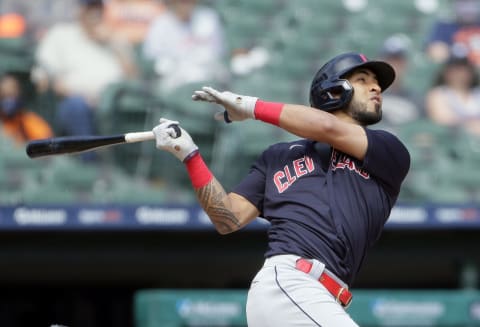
[[333, 110, 361, 125]]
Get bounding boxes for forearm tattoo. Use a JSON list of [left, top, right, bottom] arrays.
[[195, 179, 240, 233]]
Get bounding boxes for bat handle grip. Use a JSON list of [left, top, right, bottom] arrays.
[[124, 131, 155, 143], [124, 125, 180, 143]]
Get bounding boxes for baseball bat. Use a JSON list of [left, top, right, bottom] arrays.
[[26, 125, 181, 159]]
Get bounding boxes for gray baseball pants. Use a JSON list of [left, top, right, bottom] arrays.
[[246, 254, 359, 327]]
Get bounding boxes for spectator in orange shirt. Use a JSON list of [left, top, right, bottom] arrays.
[[0, 12, 26, 38], [0, 73, 53, 144]]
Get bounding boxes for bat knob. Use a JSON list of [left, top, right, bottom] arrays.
[[168, 124, 182, 138]]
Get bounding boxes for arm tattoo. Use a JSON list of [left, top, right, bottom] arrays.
[[196, 179, 240, 233]]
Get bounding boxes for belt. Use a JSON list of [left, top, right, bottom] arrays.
[[295, 258, 353, 308]]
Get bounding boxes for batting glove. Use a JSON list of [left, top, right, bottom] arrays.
[[152, 118, 199, 162], [192, 86, 258, 123]]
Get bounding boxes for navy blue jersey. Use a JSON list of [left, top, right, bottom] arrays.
[[233, 128, 410, 285]]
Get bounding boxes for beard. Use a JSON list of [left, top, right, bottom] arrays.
[[345, 98, 382, 125]]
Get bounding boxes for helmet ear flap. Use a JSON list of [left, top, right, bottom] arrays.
[[310, 79, 353, 112]]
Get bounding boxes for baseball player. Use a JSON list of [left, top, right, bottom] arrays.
[[152, 52, 411, 326]]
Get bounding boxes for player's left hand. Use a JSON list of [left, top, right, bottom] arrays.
[[192, 86, 258, 123], [152, 118, 198, 162]]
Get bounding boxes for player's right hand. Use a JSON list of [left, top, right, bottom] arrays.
[[192, 86, 258, 123], [152, 118, 198, 162]]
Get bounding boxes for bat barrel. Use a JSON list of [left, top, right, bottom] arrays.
[[26, 135, 126, 158]]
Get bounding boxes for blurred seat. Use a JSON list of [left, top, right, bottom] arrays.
[[0, 138, 38, 170], [149, 81, 220, 185], [158, 81, 218, 133], [0, 37, 34, 74], [212, 120, 296, 190], [0, 135, 47, 205], [264, 54, 313, 87], [376, 0, 418, 16], [0, 154, 24, 205], [85, 164, 186, 204], [287, 0, 343, 13], [289, 5, 343, 36], [32, 88, 58, 130], [97, 80, 162, 176], [398, 119, 455, 158], [401, 160, 472, 204], [405, 54, 441, 95], [22, 183, 77, 204], [240, 0, 282, 14], [133, 44, 157, 81], [446, 130, 480, 200], [216, 0, 281, 20], [98, 80, 160, 134], [28, 156, 101, 203], [221, 10, 269, 50], [231, 71, 300, 104], [397, 120, 473, 203], [217, 0, 283, 52], [45, 157, 99, 190]]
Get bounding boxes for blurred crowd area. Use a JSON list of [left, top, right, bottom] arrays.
[[1, 0, 480, 205]]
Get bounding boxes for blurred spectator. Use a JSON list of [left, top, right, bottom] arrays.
[[142, 0, 227, 92], [103, 0, 166, 46], [425, 0, 480, 66], [425, 55, 480, 136], [229, 46, 271, 76], [33, 0, 137, 141], [0, 0, 79, 41], [0, 13, 27, 38], [377, 34, 423, 131], [0, 73, 53, 144]]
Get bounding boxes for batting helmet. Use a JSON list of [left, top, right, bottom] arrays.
[[309, 52, 395, 112]]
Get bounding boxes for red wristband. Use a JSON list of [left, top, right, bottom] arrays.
[[185, 152, 213, 188], [254, 100, 284, 126]]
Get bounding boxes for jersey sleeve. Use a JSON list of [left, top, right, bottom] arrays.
[[231, 150, 268, 216], [362, 129, 410, 196]]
